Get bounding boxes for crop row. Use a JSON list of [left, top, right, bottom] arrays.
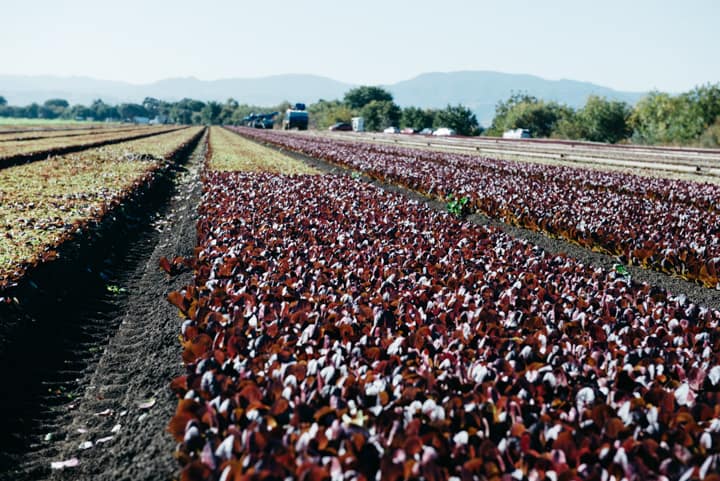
[[169, 171, 720, 481], [0, 127, 204, 288], [0, 123, 108, 134], [230, 128, 720, 288], [0, 124, 141, 143], [206, 127, 319, 174], [0, 125, 180, 168], [323, 131, 720, 169]]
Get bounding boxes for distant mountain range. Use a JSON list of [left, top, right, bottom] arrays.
[[0, 71, 646, 124]]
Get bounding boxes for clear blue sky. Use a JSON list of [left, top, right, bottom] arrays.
[[1, 0, 718, 92]]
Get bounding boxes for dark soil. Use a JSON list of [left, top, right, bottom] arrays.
[[0, 130, 206, 481], [257, 136, 720, 311]]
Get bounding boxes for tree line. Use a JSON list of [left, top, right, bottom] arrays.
[[485, 84, 720, 147], [0, 89, 481, 136], [307, 86, 481, 135], [1, 82, 719, 146], [0, 96, 278, 126]]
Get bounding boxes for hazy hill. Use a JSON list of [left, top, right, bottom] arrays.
[[141, 75, 352, 106], [386, 71, 645, 124], [0, 74, 351, 108], [0, 71, 645, 124]]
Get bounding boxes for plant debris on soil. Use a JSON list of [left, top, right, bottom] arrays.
[[0, 129, 206, 481]]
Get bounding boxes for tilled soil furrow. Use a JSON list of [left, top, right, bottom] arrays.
[[39, 132, 207, 481], [0, 131, 206, 481]]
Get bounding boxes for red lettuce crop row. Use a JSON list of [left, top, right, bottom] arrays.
[[229, 127, 720, 288], [170, 172, 720, 481]]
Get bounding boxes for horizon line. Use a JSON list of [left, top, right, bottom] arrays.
[[0, 70, 655, 94]]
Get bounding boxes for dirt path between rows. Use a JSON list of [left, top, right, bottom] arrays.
[[1, 132, 207, 481], [262, 137, 720, 310], [49, 134, 206, 481]]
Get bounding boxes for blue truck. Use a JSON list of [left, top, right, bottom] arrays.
[[283, 103, 309, 130], [243, 112, 279, 129]]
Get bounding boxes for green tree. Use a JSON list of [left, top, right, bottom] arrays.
[[488, 93, 572, 138], [324, 104, 353, 126], [218, 98, 239, 125], [42, 99, 70, 119], [118, 103, 149, 120], [0, 96, 7, 106], [629, 91, 679, 144], [4, 106, 22, 117], [171, 108, 192, 124], [44, 98, 69, 109], [25, 103, 40, 118], [344, 86, 394, 109], [88, 99, 117, 120], [684, 83, 720, 132], [551, 111, 585, 140], [698, 118, 720, 147], [652, 84, 720, 143], [433, 104, 482, 136], [628, 87, 720, 145], [360, 100, 401, 131], [401, 107, 436, 131], [308, 99, 354, 129], [201, 101, 223, 125], [67, 104, 94, 120], [142, 97, 163, 118], [39, 105, 57, 119], [487, 93, 537, 136], [169, 98, 206, 124], [576, 96, 631, 143], [102, 106, 119, 121]]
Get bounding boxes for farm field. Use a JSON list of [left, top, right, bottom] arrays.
[[1, 127, 720, 481], [0, 119, 119, 131], [0, 126, 202, 286], [207, 126, 319, 174], [167, 164, 720, 480], [0, 125, 206, 479], [0, 125, 181, 169], [315, 130, 720, 178], [4, 0, 719, 478], [232, 127, 720, 288], [0, 125, 147, 143]]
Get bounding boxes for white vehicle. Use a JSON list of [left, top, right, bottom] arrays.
[[502, 128, 531, 139], [432, 127, 456, 136], [383, 126, 399, 134], [352, 117, 365, 132]]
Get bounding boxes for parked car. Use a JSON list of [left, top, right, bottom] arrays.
[[503, 128, 531, 139], [432, 127, 456, 136], [418, 128, 434, 135], [400, 128, 416, 134], [383, 126, 400, 134], [328, 122, 353, 131]]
